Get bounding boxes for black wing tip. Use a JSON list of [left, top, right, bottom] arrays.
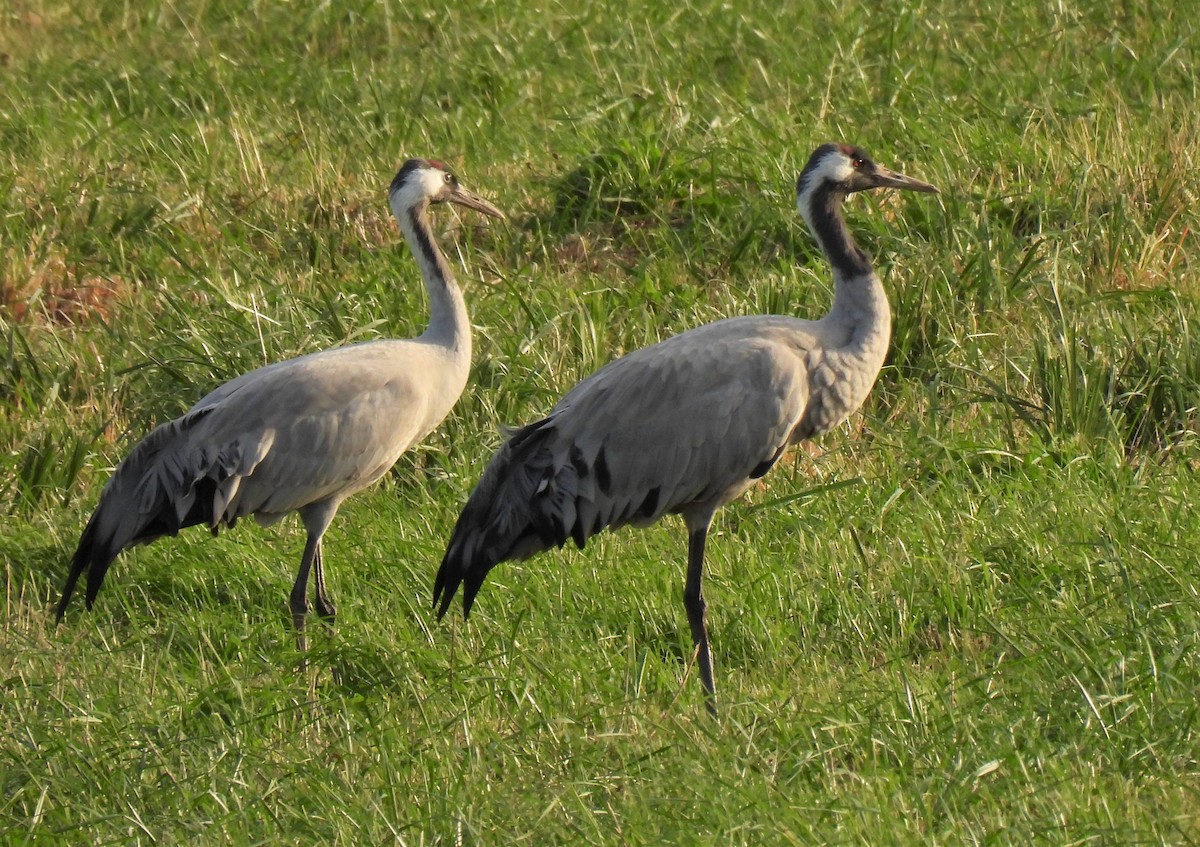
[[432, 577, 476, 622], [56, 518, 123, 624], [460, 588, 478, 620], [53, 575, 78, 623], [53, 539, 93, 624], [434, 545, 490, 622], [433, 584, 457, 621], [432, 556, 462, 621]]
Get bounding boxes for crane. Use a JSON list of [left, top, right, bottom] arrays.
[[433, 143, 937, 713], [56, 158, 504, 647]]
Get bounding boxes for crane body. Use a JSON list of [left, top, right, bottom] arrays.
[[56, 159, 504, 642], [435, 144, 937, 713]]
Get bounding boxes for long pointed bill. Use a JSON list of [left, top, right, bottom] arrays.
[[872, 167, 939, 194], [450, 187, 507, 220]]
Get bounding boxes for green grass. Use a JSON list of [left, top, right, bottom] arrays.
[[3, 0, 1199, 843]]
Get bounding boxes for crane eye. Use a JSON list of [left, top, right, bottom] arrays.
[[444, 172, 455, 184], [852, 158, 864, 169]]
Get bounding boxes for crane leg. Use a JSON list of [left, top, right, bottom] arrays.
[[312, 544, 337, 623], [290, 534, 321, 653], [684, 523, 718, 717], [292, 503, 338, 655]]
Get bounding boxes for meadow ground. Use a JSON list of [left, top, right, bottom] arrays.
[[2, 0, 1198, 843]]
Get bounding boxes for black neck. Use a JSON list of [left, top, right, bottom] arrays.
[[808, 184, 873, 280], [398, 200, 469, 347], [406, 206, 448, 281]]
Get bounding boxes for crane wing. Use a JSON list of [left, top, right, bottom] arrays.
[[542, 316, 815, 526], [185, 341, 454, 521], [59, 340, 455, 618]]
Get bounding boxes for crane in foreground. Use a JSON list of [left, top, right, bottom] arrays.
[[56, 159, 504, 646], [433, 143, 938, 714]]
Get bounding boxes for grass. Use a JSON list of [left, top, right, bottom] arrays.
[[2, 0, 1199, 843]]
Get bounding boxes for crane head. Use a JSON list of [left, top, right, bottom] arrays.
[[796, 143, 939, 203], [389, 158, 506, 220]]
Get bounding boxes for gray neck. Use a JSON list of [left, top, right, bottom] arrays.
[[829, 267, 891, 360], [394, 200, 471, 357], [801, 184, 891, 354]]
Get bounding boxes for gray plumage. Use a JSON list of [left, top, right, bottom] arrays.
[[434, 143, 938, 713], [56, 158, 504, 637]]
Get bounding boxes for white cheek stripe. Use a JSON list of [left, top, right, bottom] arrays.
[[393, 167, 448, 208]]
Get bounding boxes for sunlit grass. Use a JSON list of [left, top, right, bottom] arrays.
[[2, 0, 1199, 843]]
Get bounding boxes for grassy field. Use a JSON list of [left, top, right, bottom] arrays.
[[2, 0, 1199, 843]]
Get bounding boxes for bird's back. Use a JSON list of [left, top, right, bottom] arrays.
[[436, 313, 859, 616]]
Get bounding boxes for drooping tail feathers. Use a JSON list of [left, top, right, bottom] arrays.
[[434, 416, 583, 620], [55, 406, 267, 621], [433, 412, 668, 620]]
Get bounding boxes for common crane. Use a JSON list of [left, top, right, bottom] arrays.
[[433, 143, 937, 713], [56, 159, 504, 648]]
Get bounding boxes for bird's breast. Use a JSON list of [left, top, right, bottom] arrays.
[[795, 346, 886, 440]]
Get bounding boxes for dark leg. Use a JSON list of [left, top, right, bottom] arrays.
[[312, 543, 337, 623], [292, 502, 339, 655], [684, 522, 717, 716], [290, 533, 322, 653]]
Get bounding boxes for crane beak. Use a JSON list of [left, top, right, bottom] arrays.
[[449, 187, 507, 221], [870, 167, 939, 194]]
